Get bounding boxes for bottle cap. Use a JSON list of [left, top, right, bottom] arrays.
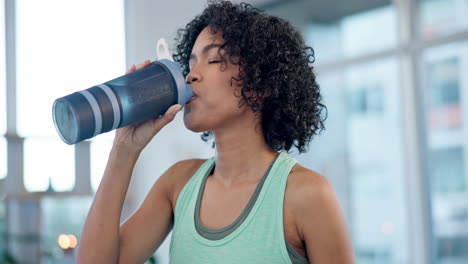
[[156, 38, 173, 61]]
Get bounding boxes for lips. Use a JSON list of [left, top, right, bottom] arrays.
[[187, 87, 198, 104], [187, 95, 197, 104]]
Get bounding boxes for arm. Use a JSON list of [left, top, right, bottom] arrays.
[[117, 165, 174, 264], [295, 171, 355, 264], [117, 159, 200, 263], [76, 146, 140, 264], [76, 60, 182, 264]]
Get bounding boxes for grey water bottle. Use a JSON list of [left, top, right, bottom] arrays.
[[52, 59, 192, 145]]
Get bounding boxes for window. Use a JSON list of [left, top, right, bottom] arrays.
[[0, 0, 6, 179], [303, 1, 468, 261], [419, 0, 468, 39], [6, 0, 125, 262], [426, 56, 463, 132], [0, 138, 6, 180], [23, 138, 74, 192], [0, 0, 6, 258], [305, 4, 407, 264], [298, 60, 408, 263], [345, 59, 408, 264], [306, 5, 397, 63], [423, 42, 468, 263], [41, 197, 92, 261], [15, 0, 126, 191], [90, 132, 114, 191]]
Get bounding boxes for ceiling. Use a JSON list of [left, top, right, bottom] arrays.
[[233, 0, 391, 24]]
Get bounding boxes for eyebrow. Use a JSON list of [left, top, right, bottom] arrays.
[[190, 43, 223, 61]]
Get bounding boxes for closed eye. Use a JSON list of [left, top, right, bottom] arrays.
[[208, 61, 221, 64]]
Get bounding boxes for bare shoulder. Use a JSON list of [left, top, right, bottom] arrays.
[[287, 163, 355, 263], [287, 163, 332, 200], [286, 163, 339, 230], [164, 158, 209, 211]]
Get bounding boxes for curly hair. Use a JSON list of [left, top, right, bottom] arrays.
[[173, 0, 327, 153]]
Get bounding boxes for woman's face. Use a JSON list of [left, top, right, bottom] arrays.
[[183, 27, 249, 133]]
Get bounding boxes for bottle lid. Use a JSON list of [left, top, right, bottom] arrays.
[[156, 38, 173, 61]]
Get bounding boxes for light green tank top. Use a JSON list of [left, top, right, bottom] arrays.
[[169, 151, 309, 263]]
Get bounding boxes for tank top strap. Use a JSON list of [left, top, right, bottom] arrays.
[[260, 151, 297, 204], [173, 157, 215, 227], [261, 151, 298, 262]]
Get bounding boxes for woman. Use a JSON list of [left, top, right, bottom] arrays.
[[77, 1, 355, 263]]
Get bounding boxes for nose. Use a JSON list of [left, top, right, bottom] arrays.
[[186, 71, 201, 84]]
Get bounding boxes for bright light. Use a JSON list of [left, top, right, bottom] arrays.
[[23, 138, 75, 192], [68, 234, 78, 249], [381, 221, 395, 235], [16, 0, 126, 137], [90, 138, 114, 191], [17, 0, 126, 192], [58, 234, 70, 249], [58, 234, 78, 249], [0, 0, 6, 135]]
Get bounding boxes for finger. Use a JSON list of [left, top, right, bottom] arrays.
[[135, 60, 152, 70], [166, 104, 182, 115], [151, 104, 182, 133], [126, 64, 136, 74], [126, 60, 152, 74]]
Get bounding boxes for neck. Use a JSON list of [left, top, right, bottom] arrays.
[[211, 121, 278, 186]]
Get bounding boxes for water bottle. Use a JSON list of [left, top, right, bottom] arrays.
[[52, 40, 192, 145]]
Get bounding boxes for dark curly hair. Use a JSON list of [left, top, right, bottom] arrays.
[[173, 0, 327, 153]]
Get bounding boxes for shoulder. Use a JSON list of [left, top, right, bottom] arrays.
[[168, 158, 208, 176], [287, 163, 333, 203], [165, 158, 210, 210], [287, 163, 355, 263], [286, 163, 340, 230]]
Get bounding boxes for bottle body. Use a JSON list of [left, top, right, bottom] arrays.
[[52, 60, 192, 145]]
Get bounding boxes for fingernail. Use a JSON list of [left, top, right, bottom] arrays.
[[172, 105, 181, 115]]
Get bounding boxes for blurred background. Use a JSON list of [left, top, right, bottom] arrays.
[[0, 0, 467, 263]]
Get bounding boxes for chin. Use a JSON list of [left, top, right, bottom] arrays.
[[183, 113, 209, 132], [184, 124, 206, 133]]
